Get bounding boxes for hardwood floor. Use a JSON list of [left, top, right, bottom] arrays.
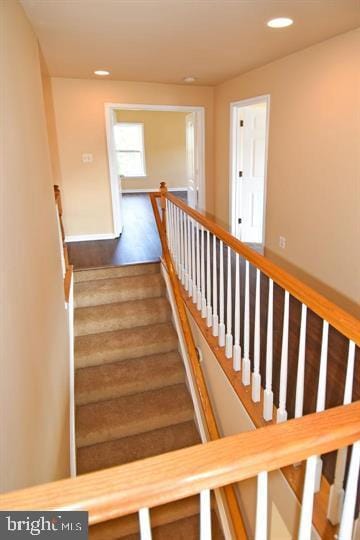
[[68, 193, 162, 269]]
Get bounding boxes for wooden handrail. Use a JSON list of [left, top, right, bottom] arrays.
[[1, 403, 359, 524], [163, 192, 360, 346], [150, 191, 247, 538], [53, 185, 72, 301]]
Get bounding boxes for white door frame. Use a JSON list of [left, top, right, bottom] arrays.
[[105, 103, 206, 236], [229, 94, 270, 246]]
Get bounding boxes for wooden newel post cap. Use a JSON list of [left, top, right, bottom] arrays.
[[160, 182, 167, 209]]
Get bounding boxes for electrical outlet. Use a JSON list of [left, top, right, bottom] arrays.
[[279, 236, 286, 249], [82, 153, 93, 163]]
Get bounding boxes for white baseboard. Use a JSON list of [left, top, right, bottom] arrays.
[[122, 187, 187, 194], [65, 233, 117, 242]]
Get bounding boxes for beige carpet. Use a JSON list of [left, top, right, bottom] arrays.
[[74, 262, 224, 539]]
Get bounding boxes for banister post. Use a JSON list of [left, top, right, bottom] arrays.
[[159, 181, 167, 232]]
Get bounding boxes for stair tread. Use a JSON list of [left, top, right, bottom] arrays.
[[77, 420, 200, 474], [75, 322, 178, 369], [75, 351, 185, 406], [89, 496, 200, 540], [74, 272, 164, 308], [75, 297, 171, 337], [76, 383, 194, 448], [74, 262, 160, 283], [120, 512, 224, 540]]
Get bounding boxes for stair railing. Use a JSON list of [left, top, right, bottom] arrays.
[[150, 185, 247, 539], [151, 182, 360, 539], [0, 403, 359, 540], [54, 184, 73, 302]]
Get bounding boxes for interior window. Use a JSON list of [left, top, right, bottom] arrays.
[[114, 122, 146, 177]]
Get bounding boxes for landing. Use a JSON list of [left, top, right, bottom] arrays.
[[68, 193, 162, 269]]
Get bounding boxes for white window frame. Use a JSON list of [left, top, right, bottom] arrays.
[[115, 122, 147, 178]]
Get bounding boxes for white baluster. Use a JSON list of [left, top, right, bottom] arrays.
[[196, 222, 201, 310], [255, 471, 268, 540], [188, 216, 193, 296], [328, 340, 356, 525], [172, 204, 178, 270], [314, 320, 329, 492], [200, 489, 212, 540], [175, 206, 180, 276], [277, 291, 290, 423], [212, 235, 219, 336], [225, 247, 233, 359], [242, 260, 251, 385], [218, 240, 225, 346], [298, 455, 317, 540], [179, 210, 184, 283], [263, 279, 274, 421], [338, 441, 360, 540], [294, 304, 307, 418], [139, 507, 152, 540], [201, 226, 207, 318], [232, 253, 241, 369], [184, 213, 189, 291], [206, 230, 212, 327], [168, 202, 173, 257], [191, 219, 197, 303], [166, 199, 170, 246], [252, 269, 261, 402]]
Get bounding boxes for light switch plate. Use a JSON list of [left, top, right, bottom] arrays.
[[82, 153, 93, 163]]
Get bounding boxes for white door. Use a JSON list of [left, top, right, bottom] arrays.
[[234, 103, 267, 243], [185, 112, 198, 208]]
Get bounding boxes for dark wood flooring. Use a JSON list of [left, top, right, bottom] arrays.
[[68, 193, 162, 269]]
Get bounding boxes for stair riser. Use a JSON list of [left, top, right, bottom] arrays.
[[74, 263, 160, 283], [77, 421, 200, 475], [75, 370, 185, 406], [75, 306, 171, 337], [75, 338, 178, 369], [76, 409, 194, 448], [75, 274, 165, 308]]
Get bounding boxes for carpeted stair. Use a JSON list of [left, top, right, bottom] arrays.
[[74, 262, 223, 539]]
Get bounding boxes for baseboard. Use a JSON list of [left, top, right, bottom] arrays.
[[65, 233, 117, 242], [122, 187, 187, 193]]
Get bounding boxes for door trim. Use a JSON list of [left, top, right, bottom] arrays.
[[229, 94, 270, 247], [105, 103, 206, 236]]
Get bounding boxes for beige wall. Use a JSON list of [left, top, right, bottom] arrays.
[[116, 110, 187, 191], [214, 29, 360, 310], [51, 78, 214, 237], [0, 0, 70, 491]]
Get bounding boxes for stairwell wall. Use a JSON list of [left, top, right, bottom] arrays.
[[0, 0, 70, 491]]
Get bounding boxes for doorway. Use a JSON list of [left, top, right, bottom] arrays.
[[230, 95, 270, 246], [105, 104, 205, 237]]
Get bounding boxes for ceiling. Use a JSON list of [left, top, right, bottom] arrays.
[[21, 0, 360, 86]]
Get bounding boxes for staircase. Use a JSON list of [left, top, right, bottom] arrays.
[[74, 262, 223, 539]]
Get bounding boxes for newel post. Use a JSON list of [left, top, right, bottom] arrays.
[[159, 181, 167, 232]]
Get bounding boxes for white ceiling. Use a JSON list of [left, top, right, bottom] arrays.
[[21, 0, 360, 86]]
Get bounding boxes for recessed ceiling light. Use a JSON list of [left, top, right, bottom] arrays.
[[94, 70, 110, 76], [267, 17, 294, 28], [183, 76, 196, 83]]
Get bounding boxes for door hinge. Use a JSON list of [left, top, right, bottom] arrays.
[[240, 120, 244, 127], [238, 171, 243, 178], [238, 218, 242, 224]]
